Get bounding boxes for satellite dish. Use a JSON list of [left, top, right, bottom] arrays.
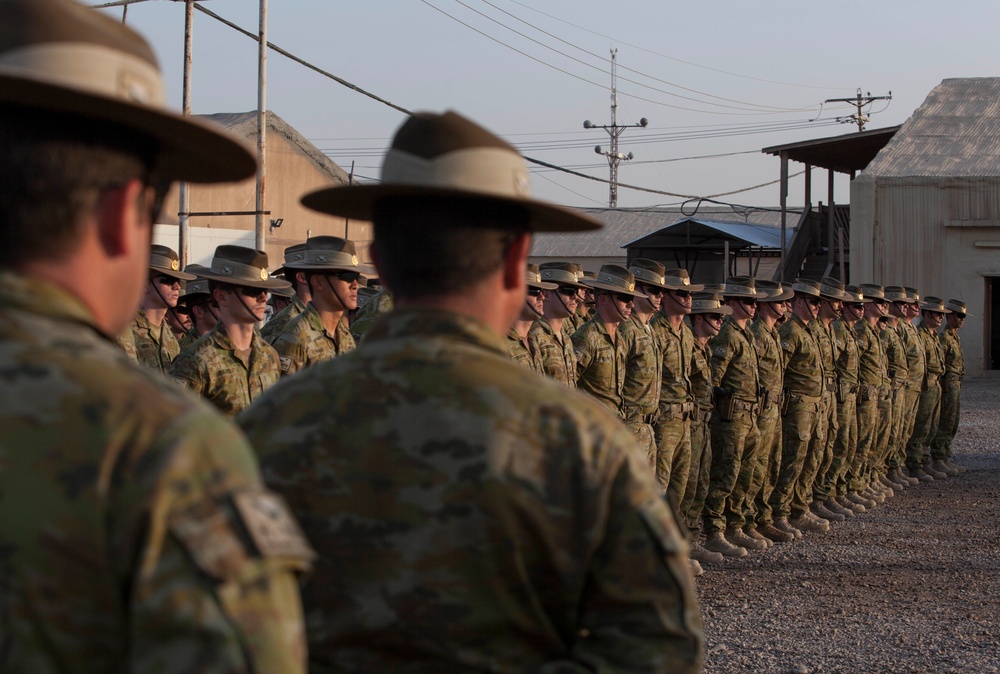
[[583, 120, 592, 129], [639, 118, 649, 127]]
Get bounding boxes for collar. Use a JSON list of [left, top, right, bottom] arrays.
[[0, 271, 106, 337], [365, 307, 508, 357]]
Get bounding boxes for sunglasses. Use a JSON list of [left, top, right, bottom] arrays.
[[526, 288, 544, 297], [642, 285, 667, 296], [954, 313, 967, 319], [706, 313, 725, 322], [328, 271, 362, 283], [614, 293, 635, 303], [153, 275, 180, 287], [805, 298, 822, 307], [235, 286, 268, 299], [556, 286, 579, 297], [739, 298, 757, 306], [671, 289, 693, 298]]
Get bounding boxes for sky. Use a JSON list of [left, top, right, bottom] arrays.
[[99, 0, 1000, 216]]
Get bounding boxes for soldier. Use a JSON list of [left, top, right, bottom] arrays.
[[877, 287, 912, 492], [649, 268, 703, 503], [261, 242, 310, 343], [0, 1, 312, 670], [802, 278, 848, 525], [176, 267, 218, 351], [904, 296, 950, 481], [684, 292, 732, 566], [930, 299, 968, 475], [573, 264, 647, 417], [349, 286, 394, 340], [271, 236, 370, 377], [565, 269, 597, 335], [506, 263, 552, 372], [895, 287, 926, 486], [529, 261, 587, 386], [703, 277, 766, 557], [268, 283, 295, 320], [824, 286, 866, 515], [770, 279, 827, 538], [239, 110, 703, 672], [164, 287, 192, 341], [748, 280, 796, 543], [130, 244, 197, 372], [169, 245, 289, 416]]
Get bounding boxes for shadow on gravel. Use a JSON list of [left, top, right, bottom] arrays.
[[697, 378, 1000, 674]]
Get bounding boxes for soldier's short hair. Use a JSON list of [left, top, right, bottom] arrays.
[[372, 196, 529, 301], [0, 108, 158, 268]]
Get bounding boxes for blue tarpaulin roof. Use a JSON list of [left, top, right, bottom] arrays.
[[624, 217, 788, 251]]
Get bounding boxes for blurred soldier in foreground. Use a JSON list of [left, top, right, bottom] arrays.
[[240, 111, 703, 673], [0, 1, 312, 671]]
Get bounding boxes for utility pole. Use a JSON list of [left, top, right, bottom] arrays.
[[583, 49, 647, 208], [826, 88, 892, 132]]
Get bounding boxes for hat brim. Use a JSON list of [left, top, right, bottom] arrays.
[[196, 268, 292, 291], [151, 266, 197, 282], [301, 184, 603, 233], [528, 280, 558, 290], [585, 279, 648, 299], [760, 288, 795, 302], [284, 262, 378, 276], [664, 282, 706, 292], [0, 74, 256, 184], [691, 306, 734, 316], [724, 290, 769, 300]]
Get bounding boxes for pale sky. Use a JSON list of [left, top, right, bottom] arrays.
[[100, 0, 1000, 213]]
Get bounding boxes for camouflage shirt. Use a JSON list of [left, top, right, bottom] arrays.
[[918, 321, 946, 377], [620, 313, 663, 419], [896, 319, 925, 391], [831, 318, 860, 387], [527, 317, 577, 387], [651, 313, 694, 404], [808, 319, 838, 390], [272, 304, 356, 377], [751, 318, 784, 400], [880, 322, 909, 387], [690, 339, 714, 410], [779, 314, 824, 397], [116, 326, 139, 362], [130, 308, 180, 372], [0, 272, 312, 674], [239, 307, 703, 673], [261, 294, 306, 344], [169, 322, 281, 417], [506, 326, 543, 374], [855, 320, 889, 388], [940, 327, 965, 377], [710, 318, 760, 402], [349, 287, 394, 341], [572, 316, 629, 417]]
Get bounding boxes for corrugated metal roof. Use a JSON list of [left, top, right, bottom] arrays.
[[624, 218, 786, 250], [862, 78, 1000, 178], [532, 206, 796, 257]]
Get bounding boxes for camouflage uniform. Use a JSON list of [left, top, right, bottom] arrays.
[[827, 318, 860, 496], [850, 320, 889, 491], [239, 308, 704, 673], [130, 307, 181, 372], [905, 321, 945, 470], [650, 314, 695, 498], [572, 316, 628, 418], [349, 287, 394, 341], [879, 324, 909, 473], [681, 338, 714, 535], [117, 327, 139, 362], [931, 326, 965, 461], [0, 272, 312, 673], [801, 319, 838, 507], [748, 318, 784, 528], [169, 322, 281, 417], [771, 314, 824, 520], [620, 313, 663, 467], [564, 304, 594, 337], [704, 318, 761, 535], [272, 303, 356, 377], [178, 326, 199, 352], [261, 294, 306, 344], [527, 317, 576, 387], [896, 318, 925, 460], [506, 327, 543, 373]]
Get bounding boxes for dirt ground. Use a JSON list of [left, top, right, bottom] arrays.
[[696, 377, 1000, 674]]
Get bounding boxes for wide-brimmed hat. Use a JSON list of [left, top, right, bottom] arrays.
[[691, 291, 733, 316], [273, 243, 307, 276], [301, 111, 602, 233], [945, 299, 970, 316], [756, 280, 794, 302], [859, 284, 886, 301], [356, 286, 380, 308], [701, 283, 726, 293], [818, 277, 849, 301], [884, 286, 913, 303], [149, 245, 197, 281], [527, 263, 557, 290], [178, 264, 211, 303], [842, 284, 872, 304], [920, 296, 951, 314], [584, 264, 648, 299], [196, 245, 292, 291], [0, 0, 255, 183], [281, 235, 375, 275], [268, 284, 295, 299], [723, 276, 767, 299], [905, 287, 921, 303], [791, 278, 822, 299], [628, 259, 669, 289], [662, 268, 706, 293], [539, 261, 588, 289]]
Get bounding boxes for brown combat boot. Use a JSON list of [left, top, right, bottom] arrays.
[[945, 458, 967, 474], [811, 500, 845, 522], [727, 527, 767, 551], [744, 527, 774, 548], [791, 512, 830, 533], [758, 522, 795, 543], [773, 517, 804, 539], [837, 494, 866, 513], [703, 531, 747, 558], [887, 467, 910, 488], [689, 558, 704, 577], [825, 498, 854, 517], [924, 463, 948, 479], [689, 541, 725, 565], [847, 491, 876, 509], [908, 466, 934, 483], [932, 459, 959, 477]]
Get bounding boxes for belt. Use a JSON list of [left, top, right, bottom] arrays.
[[624, 410, 659, 425], [925, 373, 941, 384], [788, 392, 822, 404], [824, 376, 837, 392], [659, 401, 695, 421], [733, 398, 760, 414]]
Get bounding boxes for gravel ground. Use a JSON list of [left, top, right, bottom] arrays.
[[697, 377, 1000, 674]]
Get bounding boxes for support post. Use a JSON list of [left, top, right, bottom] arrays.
[[255, 0, 268, 251]]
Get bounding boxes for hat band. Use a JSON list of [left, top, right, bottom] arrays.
[[540, 269, 578, 284], [382, 146, 531, 200], [820, 283, 843, 296], [303, 250, 358, 267], [664, 276, 692, 287], [726, 284, 755, 295], [150, 253, 180, 271], [597, 272, 635, 292], [184, 280, 210, 295], [631, 268, 666, 285], [211, 258, 269, 283], [792, 283, 820, 297], [693, 300, 724, 310], [1, 42, 164, 107]]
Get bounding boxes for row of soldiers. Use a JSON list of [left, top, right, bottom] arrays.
[[497, 262, 968, 574]]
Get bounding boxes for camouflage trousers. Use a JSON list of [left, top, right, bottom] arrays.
[[930, 376, 962, 461], [769, 395, 821, 520], [680, 409, 712, 534], [885, 385, 910, 470], [826, 392, 857, 496], [803, 391, 838, 504], [653, 413, 692, 501], [748, 402, 782, 527], [905, 381, 942, 469], [704, 407, 760, 534], [847, 396, 879, 492], [867, 389, 894, 480], [899, 386, 922, 454], [625, 418, 657, 470]]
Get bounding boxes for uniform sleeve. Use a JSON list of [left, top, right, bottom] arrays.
[[272, 334, 306, 378], [118, 410, 313, 674], [167, 350, 207, 396], [709, 332, 734, 389], [553, 444, 704, 673], [572, 329, 594, 378]]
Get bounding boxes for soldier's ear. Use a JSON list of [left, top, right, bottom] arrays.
[[95, 179, 147, 259], [501, 232, 531, 292]]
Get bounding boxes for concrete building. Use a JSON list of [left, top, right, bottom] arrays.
[[851, 78, 1000, 376]]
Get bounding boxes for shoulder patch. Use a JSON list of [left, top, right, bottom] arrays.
[[233, 489, 316, 563], [279, 355, 294, 374], [713, 345, 727, 358]]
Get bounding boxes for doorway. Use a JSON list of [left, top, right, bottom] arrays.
[[988, 277, 1000, 370]]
